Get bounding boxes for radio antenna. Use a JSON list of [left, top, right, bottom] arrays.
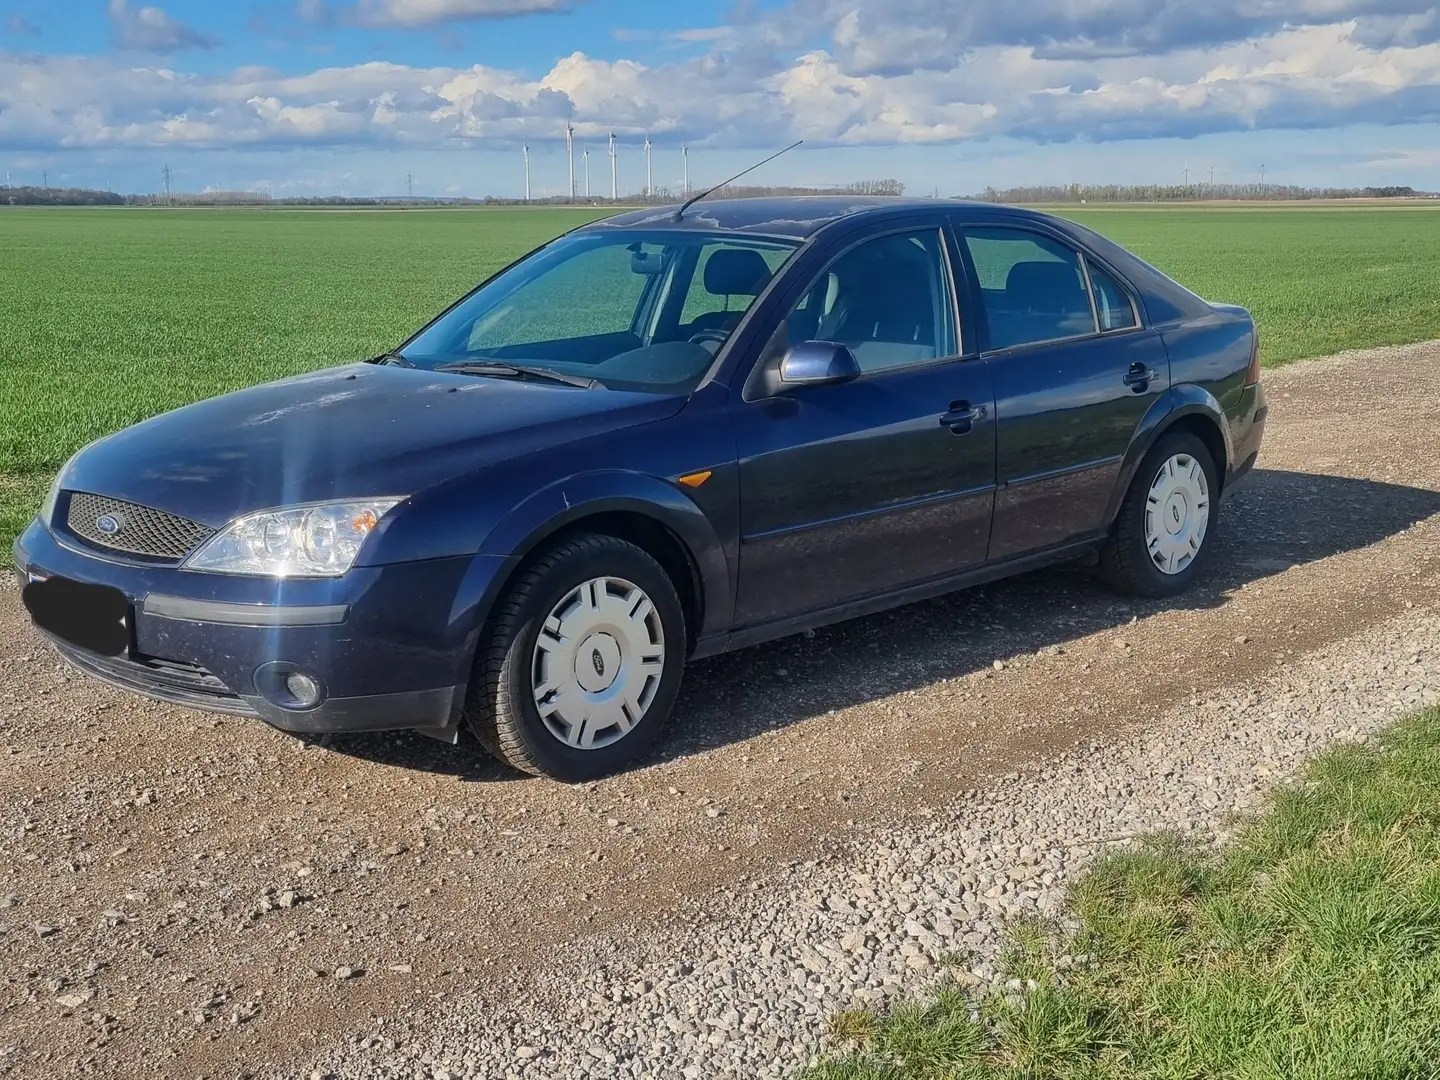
[[674, 139, 803, 220]]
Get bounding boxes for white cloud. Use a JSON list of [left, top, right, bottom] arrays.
[[302, 0, 582, 28], [785, 0, 1440, 70], [6, 3, 1440, 157], [107, 0, 218, 53]]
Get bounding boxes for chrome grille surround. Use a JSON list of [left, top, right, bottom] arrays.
[[64, 492, 214, 562]]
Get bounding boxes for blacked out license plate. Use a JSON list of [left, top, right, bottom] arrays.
[[21, 576, 130, 657]]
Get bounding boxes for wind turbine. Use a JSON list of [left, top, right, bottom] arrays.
[[644, 132, 653, 199], [682, 145, 689, 197], [565, 120, 575, 200], [583, 148, 591, 198], [608, 131, 617, 201], [523, 143, 531, 202]]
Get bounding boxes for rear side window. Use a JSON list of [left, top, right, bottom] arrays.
[[1088, 262, 1138, 332], [962, 228, 1096, 351]]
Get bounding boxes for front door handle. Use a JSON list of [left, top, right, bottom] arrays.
[[1123, 362, 1159, 392], [939, 400, 986, 435]]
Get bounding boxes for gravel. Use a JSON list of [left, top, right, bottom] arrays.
[[310, 607, 1440, 1080], [3, 340, 1439, 1079]]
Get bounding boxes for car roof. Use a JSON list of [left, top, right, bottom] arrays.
[[582, 195, 1058, 241]]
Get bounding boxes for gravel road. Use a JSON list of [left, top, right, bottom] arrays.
[[2, 340, 1439, 1080]]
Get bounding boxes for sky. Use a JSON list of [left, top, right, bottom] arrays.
[[3, 0, 1440, 197]]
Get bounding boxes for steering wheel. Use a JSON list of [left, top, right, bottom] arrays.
[[687, 328, 730, 347]]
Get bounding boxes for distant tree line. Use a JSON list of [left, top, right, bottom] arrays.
[[708, 179, 906, 198], [8, 177, 1433, 209], [967, 183, 1434, 203], [1, 178, 906, 208], [3, 185, 126, 206]]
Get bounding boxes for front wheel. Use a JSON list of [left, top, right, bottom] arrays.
[[465, 534, 687, 781], [1099, 431, 1220, 598]]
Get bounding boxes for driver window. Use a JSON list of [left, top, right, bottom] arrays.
[[773, 230, 957, 375]]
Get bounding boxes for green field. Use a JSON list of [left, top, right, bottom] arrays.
[[809, 708, 1440, 1079], [3, 203, 1440, 555]]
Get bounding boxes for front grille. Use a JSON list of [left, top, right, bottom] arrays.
[[65, 492, 213, 561]]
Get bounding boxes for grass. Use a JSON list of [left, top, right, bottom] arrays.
[[3, 203, 1440, 561], [1061, 207, 1440, 365], [805, 708, 1440, 1080]]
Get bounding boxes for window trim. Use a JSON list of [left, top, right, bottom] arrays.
[[742, 222, 967, 397], [956, 222, 1147, 358]]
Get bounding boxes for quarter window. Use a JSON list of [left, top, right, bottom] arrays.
[[962, 228, 1096, 351], [777, 230, 957, 375], [1087, 262, 1138, 332]]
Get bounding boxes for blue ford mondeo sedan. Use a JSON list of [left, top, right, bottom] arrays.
[[16, 197, 1266, 780]]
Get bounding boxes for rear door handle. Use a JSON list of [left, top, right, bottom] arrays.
[[939, 400, 986, 435], [1123, 363, 1159, 391]]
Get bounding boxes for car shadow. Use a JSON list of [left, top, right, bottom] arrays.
[[318, 468, 1440, 780]]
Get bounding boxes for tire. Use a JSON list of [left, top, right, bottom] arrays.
[[1099, 431, 1220, 598], [465, 534, 687, 781]]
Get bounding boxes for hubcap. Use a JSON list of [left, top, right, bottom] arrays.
[[531, 576, 665, 750], [1144, 453, 1210, 575]]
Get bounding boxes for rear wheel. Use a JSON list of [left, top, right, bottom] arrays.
[[1099, 431, 1220, 598], [466, 534, 686, 781]]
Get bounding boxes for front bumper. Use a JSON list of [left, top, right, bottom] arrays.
[[14, 520, 512, 736]]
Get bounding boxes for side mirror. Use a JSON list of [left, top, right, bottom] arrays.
[[772, 341, 861, 394]]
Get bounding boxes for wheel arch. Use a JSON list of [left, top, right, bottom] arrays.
[[1104, 387, 1233, 528], [468, 474, 731, 657], [515, 509, 705, 652]]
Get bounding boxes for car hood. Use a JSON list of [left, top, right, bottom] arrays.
[[61, 364, 684, 526]]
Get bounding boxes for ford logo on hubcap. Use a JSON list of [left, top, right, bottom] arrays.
[[95, 514, 122, 536], [591, 649, 605, 677]]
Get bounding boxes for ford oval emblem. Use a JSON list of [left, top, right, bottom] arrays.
[[95, 514, 122, 536], [591, 649, 606, 678]]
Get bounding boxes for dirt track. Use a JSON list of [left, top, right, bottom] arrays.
[[2, 341, 1439, 1079]]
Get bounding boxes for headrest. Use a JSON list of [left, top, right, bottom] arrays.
[[705, 248, 772, 296], [1005, 260, 1086, 303]]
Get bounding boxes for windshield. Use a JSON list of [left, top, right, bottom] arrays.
[[401, 229, 799, 394]]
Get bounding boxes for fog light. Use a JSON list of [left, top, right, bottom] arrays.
[[284, 672, 321, 708], [253, 661, 327, 710]]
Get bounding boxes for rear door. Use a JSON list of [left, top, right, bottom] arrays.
[[729, 221, 996, 628], [953, 221, 1170, 560]]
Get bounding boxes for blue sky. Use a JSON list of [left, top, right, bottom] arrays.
[[3, 0, 1440, 197]]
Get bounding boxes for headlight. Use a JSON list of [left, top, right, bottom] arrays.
[[41, 435, 115, 528], [40, 448, 85, 527], [39, 470, 66, 527], [184, 498, 404, 577]]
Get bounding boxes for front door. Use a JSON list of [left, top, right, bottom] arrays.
[[731, 227, 997, 628], [955, 223, 1170, 560]]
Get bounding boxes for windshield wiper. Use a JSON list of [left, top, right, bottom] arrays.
[[369, 351, 414, 368], [434, 360, 603, 389]]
